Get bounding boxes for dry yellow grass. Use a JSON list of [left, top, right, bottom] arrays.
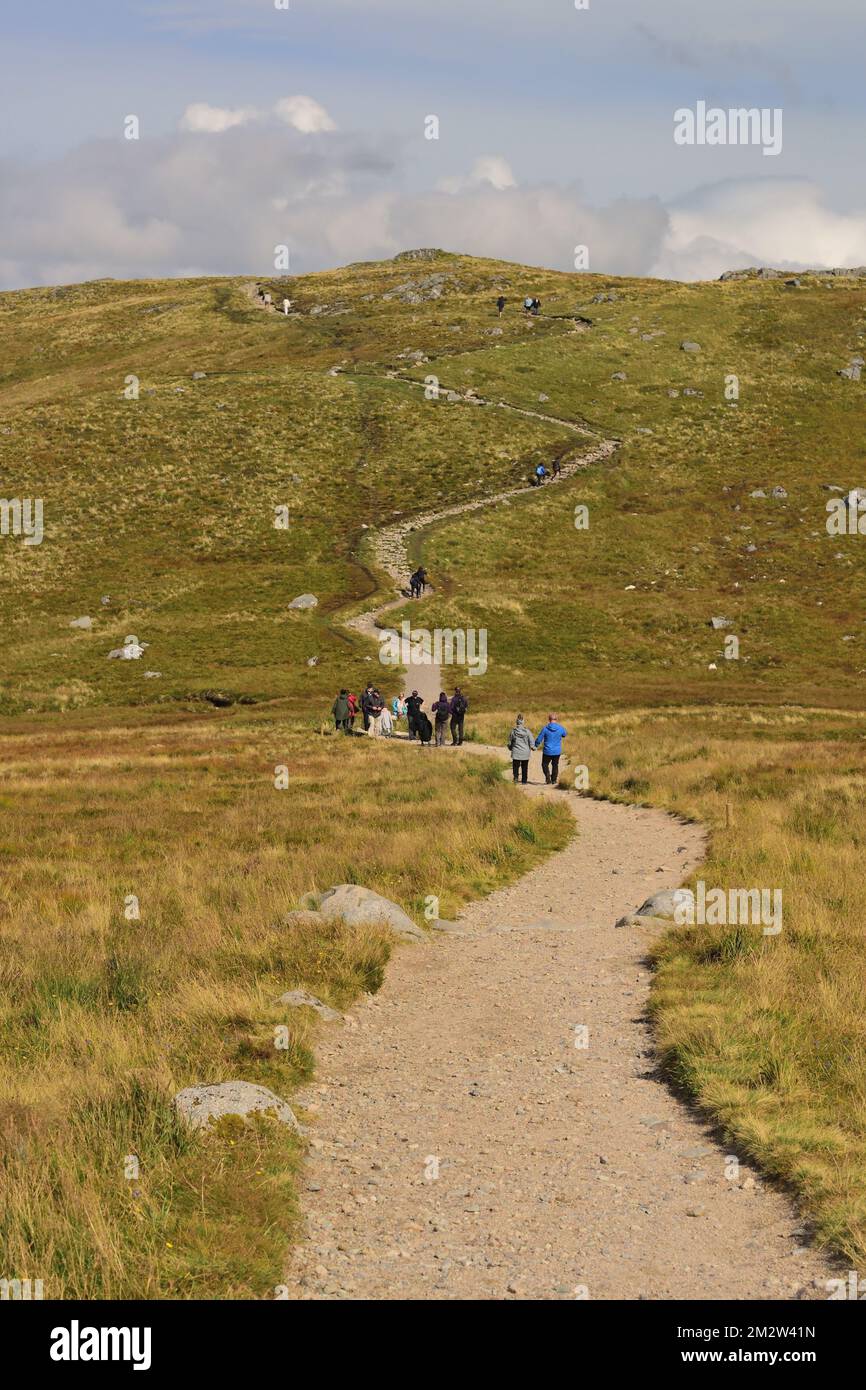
[[0, 707, 571, 1298]]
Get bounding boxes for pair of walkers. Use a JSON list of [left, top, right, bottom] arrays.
[[409, 567, 428, 599], [507, 714, 567, 785]]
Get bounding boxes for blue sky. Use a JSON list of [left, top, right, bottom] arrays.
[[1, 0, 864, 286]]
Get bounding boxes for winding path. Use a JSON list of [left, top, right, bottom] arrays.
[[249, 281, 836, 1299]]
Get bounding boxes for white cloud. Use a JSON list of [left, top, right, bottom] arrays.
[[653, 178, 866, 278], [180, 102, 258, 133], [439, 156, 516, 194], [2, 115, 866, 290], [274, 96, 337, 134]]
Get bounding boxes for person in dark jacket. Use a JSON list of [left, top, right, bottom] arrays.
[[535, 714, 567, 784], [360, 683, 376, 731], [332, 689, 351, 734], [366, 687, 385, 737], [450, 687, 468, 745], [432, 691, 451, 747], [405, 689, 424, 740], [507, 714, 535, 783], [496, 295, 506, 317]]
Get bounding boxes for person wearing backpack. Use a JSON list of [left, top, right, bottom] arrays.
[[450, 687, 468, 745], [507, 714, 535, 783], [347, 691, 358, 731], [332, 689, 351, 735], [535, 714, 567, 785], [535, 463, 548, 484], [432, 691, 451, 747]]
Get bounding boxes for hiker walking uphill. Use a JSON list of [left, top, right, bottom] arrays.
[[507, 714, 535, 784], [450, 687, 468, 745], [496, 295, 506, 317], [535, 714, 567, 785], [409, 566, 428, 599]]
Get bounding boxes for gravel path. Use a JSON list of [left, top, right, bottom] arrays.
[[283, 764, 834, 1300]]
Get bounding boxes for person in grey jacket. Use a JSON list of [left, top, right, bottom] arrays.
[[507, 714, 535, 784]]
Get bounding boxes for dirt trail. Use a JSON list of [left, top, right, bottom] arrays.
[[249, 281, 835, 1298]]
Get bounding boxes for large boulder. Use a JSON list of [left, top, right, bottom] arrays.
[[289, 593, 318, 610], [316, 884, 424, 941], [173, 1081, 299, 1132]]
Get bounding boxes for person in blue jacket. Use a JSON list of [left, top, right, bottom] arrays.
[[535, 714, 567, 785]]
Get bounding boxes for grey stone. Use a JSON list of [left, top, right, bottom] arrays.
[[289, 593, 318, 610], [634, 888, 695, 920], [750, 489, 767, 498], [681, 341, 702, 353], [281, 909, 327, 930], [611, 371, 627, 381], [173, 1081, 299, 1132], [275, 989, 342, 1022], [771, 486, 788, 499], [316, 884, 424, 941], [192, 371, 207, 380], [69, 616, 92, 629], [710, 616, 731, 629]]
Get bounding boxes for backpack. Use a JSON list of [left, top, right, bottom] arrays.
[[418, 713, 433, 742], [452, 693, 467, 716]]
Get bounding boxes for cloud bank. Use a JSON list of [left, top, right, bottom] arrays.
[[1, 101, 865, 288]]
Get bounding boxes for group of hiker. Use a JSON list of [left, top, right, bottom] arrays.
[[531, 458, 562, 487], [495, 295, 542, 317], [331, 684, 469, 746], [330, 689, 567, 786], [255, 287, 292, 314]]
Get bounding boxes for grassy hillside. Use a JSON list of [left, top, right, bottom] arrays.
[[3, 257, 865, 716], [3, 254, 866, 1295]]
